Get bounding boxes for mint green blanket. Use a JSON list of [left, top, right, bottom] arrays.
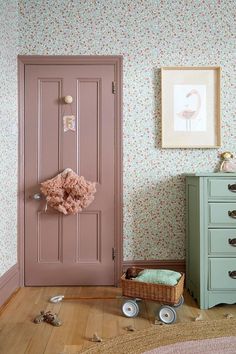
[[133, 269, 181, 286]]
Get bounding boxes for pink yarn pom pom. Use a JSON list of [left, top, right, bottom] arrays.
[[40, 169, 96, 215]]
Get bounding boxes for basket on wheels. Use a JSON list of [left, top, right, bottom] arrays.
[[121, 268, 184, 305], [120, 268, 185, 324]]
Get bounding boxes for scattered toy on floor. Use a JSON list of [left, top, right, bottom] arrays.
[[33, 310, 62, 326], [91, 333, 102, 342], [224, 313, 234, 319], [125, 325, 136, 331], [44, 311, 62, 326], [194, 313, 203, 321], [33, 311, 45, 324], [154, 318, 164, 325]]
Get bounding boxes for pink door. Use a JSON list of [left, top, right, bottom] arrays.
[[24, 64, 116, 285]]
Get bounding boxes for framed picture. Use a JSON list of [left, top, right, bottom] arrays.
[[161, 67, 221, 148]]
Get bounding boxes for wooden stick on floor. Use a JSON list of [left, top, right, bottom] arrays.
[[50, 295, 123, 303]]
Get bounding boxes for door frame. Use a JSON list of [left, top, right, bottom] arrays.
[[18, 55, 123, 286]]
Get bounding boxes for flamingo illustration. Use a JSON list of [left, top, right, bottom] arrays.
[[177, 89, 201, 131]]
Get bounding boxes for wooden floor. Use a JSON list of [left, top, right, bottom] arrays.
[[0, 287, 235, 354]]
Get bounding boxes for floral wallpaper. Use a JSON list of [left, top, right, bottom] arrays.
[[0, 0, 18, 276], [1, 1, 235, 277], [18, 0, 235, 260]]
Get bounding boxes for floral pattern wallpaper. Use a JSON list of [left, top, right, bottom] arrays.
[[0, 1, 18, 276], [18, 0, 236, 261], [1, 1, 235, 277]]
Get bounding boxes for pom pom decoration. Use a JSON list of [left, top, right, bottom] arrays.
[[40, 168, 96, 215]]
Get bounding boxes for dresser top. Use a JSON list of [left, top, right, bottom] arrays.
[[183, 172, 236, 177]]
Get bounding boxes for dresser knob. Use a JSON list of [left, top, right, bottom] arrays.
[[228, 210, 236, 219], [228, 184, 236, 192], [228, 271, 236, 279], [228, 238, 236, 247]]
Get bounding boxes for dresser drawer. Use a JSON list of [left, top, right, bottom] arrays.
[[208, 203, 236, 226], [208, 178, 236, 200], [209, 258, 236, 290], [209, 229, 236, 255]]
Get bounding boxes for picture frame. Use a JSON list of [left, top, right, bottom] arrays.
[[161, 67, 221, 148]]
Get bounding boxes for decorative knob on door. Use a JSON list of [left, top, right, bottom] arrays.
[[64, 95, 73, 104]]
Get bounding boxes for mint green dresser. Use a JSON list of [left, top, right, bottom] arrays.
[[185, 173, 236, 309]]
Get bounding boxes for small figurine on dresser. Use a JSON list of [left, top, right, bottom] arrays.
[[218, 151, 236, 172]]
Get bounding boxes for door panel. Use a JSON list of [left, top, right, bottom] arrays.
[[37, 211, 61, 263], [39, 79, 62, 180], [79, 79, 101, 182], [78, 212, 101, 263], [24, 64, 115, 285]]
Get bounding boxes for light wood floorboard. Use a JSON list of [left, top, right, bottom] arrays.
[[0, 287, 235, 354]]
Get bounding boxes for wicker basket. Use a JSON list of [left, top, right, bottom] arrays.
[[121, 268, 185, 305]]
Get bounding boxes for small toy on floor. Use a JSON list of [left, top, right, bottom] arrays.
[[194, 313, 203, 321], [125, 325, 136, 331], [224, 313, 234, 319], [33, 310, 45, 324], [154, 318, 165, 325], [33, 310, 62, 326], [91, 333, 102, 342]]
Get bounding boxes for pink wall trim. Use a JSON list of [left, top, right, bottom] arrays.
[[0, 264, 20, 307]]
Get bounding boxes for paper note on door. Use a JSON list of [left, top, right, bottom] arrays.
[[63, 115, 76, 132]]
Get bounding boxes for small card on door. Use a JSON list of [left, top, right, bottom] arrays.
[[63, 115, 76, 132]]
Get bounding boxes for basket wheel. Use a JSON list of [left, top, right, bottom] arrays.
[[122, 300, 139, 318], [158, 305, 177, 324], [173, 295, 184, 308]]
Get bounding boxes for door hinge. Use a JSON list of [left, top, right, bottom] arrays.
[[112, 247, 116, 260], [112, 81, 116, 94]]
